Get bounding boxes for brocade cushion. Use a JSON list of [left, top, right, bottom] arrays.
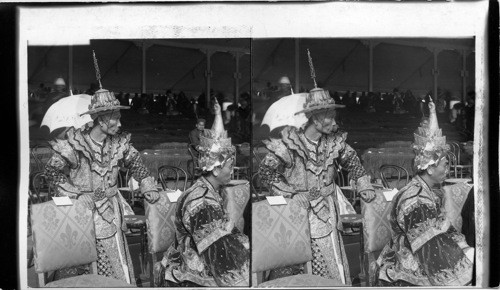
[[221, 180, 250, 232], [252, 199, 312, 273], [45, 274, 132, 287], [31, 200, 97, 273], [361, 189, 394, 253], [258, 274, 342, 287], [145, 191, 177, 254], [442, 182, 473, 233]]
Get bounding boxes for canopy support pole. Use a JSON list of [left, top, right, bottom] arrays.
[[461, 50, 469, 103], [295, 38, 300, 93], [68, 46, 73, 94], [432, 48, 441, 99], [232, 51, 242, 106], [204, 50, 214, 108]]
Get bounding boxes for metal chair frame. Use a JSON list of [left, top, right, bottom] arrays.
[[158, 165, 188, 192], [187, 145, 202, 185], [31, 171, 53, 204], [379, 164, 410, 189]]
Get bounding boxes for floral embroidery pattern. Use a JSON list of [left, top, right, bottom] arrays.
[[60, 224, 78, 249], [254, 204, 273, 231], [42, 206, 60, 232], [274, 223, 292, 249], [289, 203, 306, 225]]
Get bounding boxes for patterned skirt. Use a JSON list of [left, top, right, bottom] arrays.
[[96, 233, 136, 285]]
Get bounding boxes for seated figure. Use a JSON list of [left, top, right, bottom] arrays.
[[156, 100, 250, 287], [375, 100, 474, 286]]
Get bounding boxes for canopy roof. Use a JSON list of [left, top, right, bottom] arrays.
[[28, 38, 251, 98], [252, 38, 475, 97], [28, 37, 475, 98]]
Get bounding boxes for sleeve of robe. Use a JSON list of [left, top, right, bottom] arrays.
[[184, 195, 250, 287]]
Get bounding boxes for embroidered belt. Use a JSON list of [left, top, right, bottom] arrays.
[[298, 183, 335, 200]]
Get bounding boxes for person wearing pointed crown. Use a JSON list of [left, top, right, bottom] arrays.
[[259, 86, 376, 284], [375, 99, 474, 286], [44, 86, 160, 285], [155, 99, 250, 287]]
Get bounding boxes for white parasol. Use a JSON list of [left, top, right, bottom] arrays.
[[261, 93, 309, 131], [41, 94, 93, 132]]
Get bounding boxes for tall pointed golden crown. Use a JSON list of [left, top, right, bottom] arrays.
[[198, 100, 236, 172], [412, 97, 449, 170]]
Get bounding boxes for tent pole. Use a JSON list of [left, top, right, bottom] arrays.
[[432, 48, 441, 100], [232, 51, 241, 106], [368, 41, 374, 92], [295, 38, 300, 93], [461, 50, 468, 103], [141, 41, 148, 94], [68, 45, 73, 93], [205, 50, 214, 108]]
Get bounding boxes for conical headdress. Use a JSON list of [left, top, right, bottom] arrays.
[[198, 100, 236, 172], [295, 49, 345, 116], [412, 97, 449, 170], [80, 51, 129, 117]]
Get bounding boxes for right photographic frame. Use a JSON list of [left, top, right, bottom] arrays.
[[249, 2, 491, 287]]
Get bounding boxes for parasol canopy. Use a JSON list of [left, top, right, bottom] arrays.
[[261, 93, 309, 131], [41, 94, 93, 132]]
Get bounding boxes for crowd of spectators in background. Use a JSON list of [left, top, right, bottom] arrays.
[[254, 77, 475, 140]]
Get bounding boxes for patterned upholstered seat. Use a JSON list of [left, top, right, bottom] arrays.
[[252, 199, 342, 287], [221, 180, 250, 233], [145, 190, 177, 281], [442, 182, 473, 233], [30, 199, 132, 287], [361, 189, 395, 286]]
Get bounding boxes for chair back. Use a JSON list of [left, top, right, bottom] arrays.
[[334, 160, 349, 187], [252, 199, 312, 273], [442, 182, 473, 233], [158, 165, 188, 192], [220, 180, 250, 233], [448, 141, 462, 164], [187, 145, 202, 181], [379, 164, 410, 189], [144, 190, 177, 255], [251, 172, 269, 201], [31, 172, 53, 204], [361, 190, 395, 285], [30, 144, 52, 173], [446, 151, 458, 178], [31, 199, 97, 273]]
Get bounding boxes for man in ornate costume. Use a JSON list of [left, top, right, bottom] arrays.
[[156, 100, 250, 287], [259, 86, 375, 284], [44, 86, 160, 285], [375, 100, 474, 286]]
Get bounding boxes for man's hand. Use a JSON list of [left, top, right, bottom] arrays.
[[292, 192, 310, 209], [360, 190, 376, 203], [78, 193, 95, 210], [144, 190, 160, 204]]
